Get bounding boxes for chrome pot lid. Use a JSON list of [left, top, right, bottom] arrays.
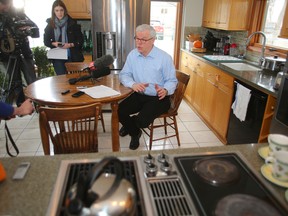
[[89, 173, 136, 216]]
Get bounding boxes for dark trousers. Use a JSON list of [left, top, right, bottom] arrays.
[[118, 92, 171, 136], [52, 59, 68, 75]]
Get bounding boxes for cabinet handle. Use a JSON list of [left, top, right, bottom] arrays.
[[271, 106, 275, 111]]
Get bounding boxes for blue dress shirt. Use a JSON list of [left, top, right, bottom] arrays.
[[120, 46, 178, 96]]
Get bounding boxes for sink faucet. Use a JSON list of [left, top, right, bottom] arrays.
[[245, 31, 266, 66]]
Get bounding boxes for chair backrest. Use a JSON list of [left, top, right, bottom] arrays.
[[168, 70, 190, 114], [65, 62, 90, 74], [39, 103, 101, 155]]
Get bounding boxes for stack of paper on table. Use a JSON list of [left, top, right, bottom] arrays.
[[81, 85, 121, 98]]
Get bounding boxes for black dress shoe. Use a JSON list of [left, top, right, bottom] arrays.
[[119, 126, 129, 137], [129, 130, 142, 150]]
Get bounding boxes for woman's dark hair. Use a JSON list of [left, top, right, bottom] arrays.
[[50, 0, 68, 28]]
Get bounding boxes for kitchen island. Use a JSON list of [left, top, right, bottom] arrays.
[[0, 144, 287, 215]]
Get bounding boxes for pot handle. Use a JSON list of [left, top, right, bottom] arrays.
[[68, 156, 124, 215]]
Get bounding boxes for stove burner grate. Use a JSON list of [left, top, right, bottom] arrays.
[[193, 158, 240, 186], [215, 194, 282, 216]]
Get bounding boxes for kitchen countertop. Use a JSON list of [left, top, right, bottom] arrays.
[[1, 144, 287, 215], [182, 49, 279, 98]]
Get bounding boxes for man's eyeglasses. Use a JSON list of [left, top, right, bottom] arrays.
[[134, 36, 154, 43]]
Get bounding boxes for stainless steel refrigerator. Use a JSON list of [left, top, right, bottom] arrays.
[[91, 0, 150, 70]]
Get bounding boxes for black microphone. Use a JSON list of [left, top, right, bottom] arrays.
[[81, 55, 114, 71], [93, 54, 114, 69], [69, 75, 92, 85], [90, 67, 111, 79]]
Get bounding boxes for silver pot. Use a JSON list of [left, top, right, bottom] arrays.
[[263, 56, 286, 71], [65, 157, 136, 216]]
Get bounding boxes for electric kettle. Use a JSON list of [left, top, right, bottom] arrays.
[[65, 157, 136, 216]]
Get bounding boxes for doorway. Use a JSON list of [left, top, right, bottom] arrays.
[[150, 0, 182, 63]]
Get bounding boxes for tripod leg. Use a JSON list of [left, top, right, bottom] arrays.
[[0, 55, 18, 103]]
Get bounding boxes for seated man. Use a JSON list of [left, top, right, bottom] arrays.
[[118, 24, 178, 150]]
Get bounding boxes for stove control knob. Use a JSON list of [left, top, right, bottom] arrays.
[[160, 160, 172, 172], [144, 153, 154, 164], [157, 153, 168, 163], [146, 163, 157, 177]]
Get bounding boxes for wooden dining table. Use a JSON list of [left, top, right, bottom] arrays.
[[24, 72, 133, 152]]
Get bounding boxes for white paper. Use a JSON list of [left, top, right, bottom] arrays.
[[81, 85, 121, 98], [47, 47, 68, 60]]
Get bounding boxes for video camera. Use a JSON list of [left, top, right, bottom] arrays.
[[0, 9, 39, 55]]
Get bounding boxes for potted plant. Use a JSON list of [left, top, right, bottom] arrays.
[[32, 46, 55, 78]]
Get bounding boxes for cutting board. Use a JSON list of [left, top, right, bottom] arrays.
[[191, 47, 206, 53]]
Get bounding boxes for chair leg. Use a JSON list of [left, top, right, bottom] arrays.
[[149, 122, 154, 150], [99, 112, 105, 132], [164, 117, 167, 134], [173, 115, 180, 146]]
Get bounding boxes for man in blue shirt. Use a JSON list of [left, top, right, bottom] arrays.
[[119, 24, 178, 150]]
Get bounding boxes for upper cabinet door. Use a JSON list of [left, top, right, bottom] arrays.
[[279, 3, 288, 38], [202, 0, 252, 31], [62, 0, 91, 19]]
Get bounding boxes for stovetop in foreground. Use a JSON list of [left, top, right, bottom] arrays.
[[48, 151, 288, 216]]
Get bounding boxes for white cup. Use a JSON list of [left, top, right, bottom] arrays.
[[268, 134, 288, 155], [265, 151, 288, 182]]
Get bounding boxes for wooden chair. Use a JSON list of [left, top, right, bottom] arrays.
[[39, 103, 101, 155], [142, 70, 190, 150], [64, 62, 106, 132], [64, 62, 90, 74]]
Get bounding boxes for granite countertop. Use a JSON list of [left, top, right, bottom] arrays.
[[0, 144, 287, 215], [181, 49, 279, 98]]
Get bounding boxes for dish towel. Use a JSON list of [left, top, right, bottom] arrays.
[[231, 83, 251, 122]]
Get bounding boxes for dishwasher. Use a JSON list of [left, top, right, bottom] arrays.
[[227, 80, 268, 144]]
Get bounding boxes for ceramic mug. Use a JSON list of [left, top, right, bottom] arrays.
[[265, 151, 288, 182], [268, 134, 288, 155]]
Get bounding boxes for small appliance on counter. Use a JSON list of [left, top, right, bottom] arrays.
[[203, 31, 220, 51]]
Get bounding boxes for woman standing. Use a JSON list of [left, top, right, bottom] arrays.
[[44, 0, 84, 75]]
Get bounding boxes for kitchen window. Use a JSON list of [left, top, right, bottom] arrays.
[[251, 0, 288, 55], [262, 0, 288, 48]]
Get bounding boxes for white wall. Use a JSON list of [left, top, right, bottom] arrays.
[[181, 0, 204, 47], [182, 0, 204, 27]]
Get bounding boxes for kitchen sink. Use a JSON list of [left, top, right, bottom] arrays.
[[221, 62, 261, 71]]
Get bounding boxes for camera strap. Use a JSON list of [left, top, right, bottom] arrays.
[[4, 121, 19, 157]]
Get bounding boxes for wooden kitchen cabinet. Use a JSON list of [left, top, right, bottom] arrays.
[[279, 2, 288, 38], [202, 0, 252, 30], [180, 52, 193, 104], [258, 95, 276, 143], [188, 57, 205, 112], [202, 64, 234, 141], [179, 51, 234, 142], [62, 0, 91, 19]]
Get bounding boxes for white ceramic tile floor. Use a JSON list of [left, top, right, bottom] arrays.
[[0, 100, 223, 157]]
